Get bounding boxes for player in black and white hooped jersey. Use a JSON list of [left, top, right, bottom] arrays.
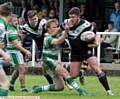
[[23, 10, 54, 84], [60, 7, 114, 96]]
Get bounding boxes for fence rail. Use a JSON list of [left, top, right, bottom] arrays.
[[97, 32, 120, 63]]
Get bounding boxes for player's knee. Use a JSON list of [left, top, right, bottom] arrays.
[[70, 73, 79, 79], [97, 72, 105, 78], [56, 66, 67, 75], [91, 66, 102, 75], [56, 85, 64, 91], [1, 80, 10, 89], [19, 65, 26, 74]]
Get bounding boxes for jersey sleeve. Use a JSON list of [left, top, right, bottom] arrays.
[[7, 30, 19, 42], [44, 37, 53, 47], [40, 18, 47, 26], [0, 23, 6, 42], [60, 19, 70, 30], [0, 23, 5, 33]]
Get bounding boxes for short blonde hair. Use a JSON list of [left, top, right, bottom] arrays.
[[46, 19, 58, 28]]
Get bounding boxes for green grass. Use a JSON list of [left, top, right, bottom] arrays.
[[8, 75, 120, 99]]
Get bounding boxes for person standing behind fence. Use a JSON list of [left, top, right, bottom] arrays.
[[0, 2, 13, 96], [110, 1, 120, 32]]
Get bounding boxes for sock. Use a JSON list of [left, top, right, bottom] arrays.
[[21, 85, 26, 89], [98, 72, 110, 91], [66, 78, 84, 92], [44, 75, 53, 84], [0, 88, 8, 96], [79, 69, 84, 77], [42, 84, 56, 91], [10, 70, 19, 85], [10, 83, 14, 87]]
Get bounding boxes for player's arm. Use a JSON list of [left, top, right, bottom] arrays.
[[88, 25, 100, 48], [0, 24, 6, 48], [88, 34, 100, 48], [12, 40, 31, 58], [0, 49, 10, 62], [51, 30, 68, 45]]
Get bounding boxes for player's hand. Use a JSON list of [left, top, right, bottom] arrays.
[[3, 53, 11, 63], [26, 51, 32, 58]]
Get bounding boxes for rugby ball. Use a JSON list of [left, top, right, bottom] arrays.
[[80, 31, 95, 42]]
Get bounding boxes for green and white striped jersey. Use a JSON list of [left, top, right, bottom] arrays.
[[42, 33, 62, 60], [6, 25, 20, 50], [0, 18, 7, 42]]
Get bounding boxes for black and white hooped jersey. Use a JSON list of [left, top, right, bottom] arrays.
[[23, 18, 47, 37], [61, 19, 95, 40], [23, 18, 47, 58], [61, 19, 96, 51]]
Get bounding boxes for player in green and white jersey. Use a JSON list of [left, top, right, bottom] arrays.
[[0, 2, 13, 96], [6, 14, 32, 92], [31, 19, 91, 96]]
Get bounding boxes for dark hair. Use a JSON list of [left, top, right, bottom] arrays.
[[27, 10, 37, 18], [68, 7, 80, 16], [108, 21, 114, 25], [0, 2, 13, 16]]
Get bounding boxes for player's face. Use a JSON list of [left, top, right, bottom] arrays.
[[48, 22, 59, 35], [28, 15, 38, 27], [12, 17, 18, 26], [69, 14, 80, 26]]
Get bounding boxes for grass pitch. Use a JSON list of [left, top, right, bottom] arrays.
[[8, 75, 120, 99]]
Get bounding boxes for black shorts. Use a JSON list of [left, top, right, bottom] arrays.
[[61, 48, 70, 62], [71, 48, 94, 62]]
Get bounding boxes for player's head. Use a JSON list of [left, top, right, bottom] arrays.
[[0, 2, 13, 23], [68, 7, 80, 26], [27, 10, 38, 27], [46, 18, 59, 35], [0, 2, 13, 16], [8, 14, 18, 26]]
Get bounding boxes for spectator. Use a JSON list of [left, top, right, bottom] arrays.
[[110, 1, 120, 32], [49, 9, 59, 20], [20, 0, 31, 23], [42, 9, 49, 20], [79, 3, 89, 21], [101, 21, 118, 61]]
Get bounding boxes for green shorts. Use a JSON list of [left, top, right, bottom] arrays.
[[42, 57, 60, 77], [7, 50, 24, 66]]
